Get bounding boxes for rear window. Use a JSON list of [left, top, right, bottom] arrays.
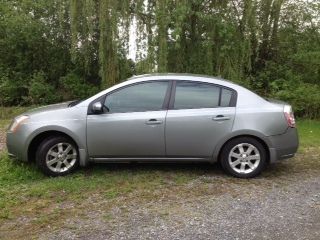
[[173, 81, 236, 109], [220, 88, 233, 107], [174, 82, 220, 109]]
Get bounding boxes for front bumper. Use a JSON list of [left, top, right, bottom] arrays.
[[7, 124, 89, 167], [8, 152, 18, 159], [6, 129, 29, 162], [268, 127, 299, 163]]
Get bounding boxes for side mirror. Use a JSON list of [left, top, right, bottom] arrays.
[[92, 102, 103, 113]]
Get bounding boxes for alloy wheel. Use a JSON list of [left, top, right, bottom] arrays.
[[228, 143, 261, 174], [45, 142, 77, 173]]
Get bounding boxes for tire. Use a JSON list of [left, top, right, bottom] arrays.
[[36, 136, 79, 176], [220, 137, 267, 178]]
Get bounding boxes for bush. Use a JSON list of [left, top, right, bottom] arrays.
[[255, 61, 320, 119], [59, 73, 100, 100], [271, 83, 320, 119], [0, 72, 27, 106], [26, 71, 61, 105]]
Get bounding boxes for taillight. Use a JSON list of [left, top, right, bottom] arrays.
[[284, 105, 296, 128]]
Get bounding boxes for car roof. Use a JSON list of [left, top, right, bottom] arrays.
[[80, 73, 268, 108], [128, 73, 233, 83], [126, 73, 241, 90]]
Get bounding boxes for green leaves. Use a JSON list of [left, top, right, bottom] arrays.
[[27, 71, 61, 105], [59, 72, 99, 100], [0, 0, 319, 117]]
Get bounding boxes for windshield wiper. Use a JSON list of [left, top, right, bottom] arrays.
[[68, 100, 82, 107]]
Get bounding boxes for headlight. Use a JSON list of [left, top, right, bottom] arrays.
[[8, 115, 29, 132]]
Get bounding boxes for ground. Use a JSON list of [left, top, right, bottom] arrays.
[[0, 110, 320, 239]]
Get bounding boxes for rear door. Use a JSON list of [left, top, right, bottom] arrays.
[[165, 81, 236, 157]]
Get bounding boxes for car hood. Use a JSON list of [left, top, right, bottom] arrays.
[[24, 101, 72, 116]]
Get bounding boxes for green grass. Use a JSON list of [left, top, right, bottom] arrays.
[[296, 119, 320, 148], [0, 152, 201, 219], [0, 117, 319, 238], [0, 120, 10, 129], [0, 106, 37, 120]]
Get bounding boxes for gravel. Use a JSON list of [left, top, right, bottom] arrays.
[[1, 125, 319, 240], [40, 161, 320, 240]]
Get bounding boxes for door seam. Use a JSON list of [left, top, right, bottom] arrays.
[[164, 110, 169, 156]]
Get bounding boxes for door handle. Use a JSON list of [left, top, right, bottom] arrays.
[[212, 115, 230, 121], [145, 119, 163, 125]]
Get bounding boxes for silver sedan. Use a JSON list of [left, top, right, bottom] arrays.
[[6, 74, 299, 178]]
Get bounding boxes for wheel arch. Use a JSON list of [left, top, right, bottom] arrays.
[[27, 130, 78, 162], [213, 131, 272, 164]]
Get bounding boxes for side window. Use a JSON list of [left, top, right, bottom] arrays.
[[104, 81, 169, 113], [220, 88, 233, 107], [174, 82, 220, 109]]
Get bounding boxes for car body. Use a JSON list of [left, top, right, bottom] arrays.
[[6, 73, 299, 177]]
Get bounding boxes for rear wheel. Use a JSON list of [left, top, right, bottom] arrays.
[[36, 136, 79, 176], [220, 137, 267, 178]]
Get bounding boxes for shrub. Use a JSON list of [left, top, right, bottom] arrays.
[[256, 61, 320, 119], [59, 73, 100, 100], [271, 83, 320, 119], [0, 72, 27, 106], [26, 71, 61, 105]]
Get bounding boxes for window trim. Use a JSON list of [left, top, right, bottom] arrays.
[[168, 80, 237, 110], [87, 80, 172, 115]]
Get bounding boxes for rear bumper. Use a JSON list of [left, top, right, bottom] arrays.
[[268, 127, 299, 163]]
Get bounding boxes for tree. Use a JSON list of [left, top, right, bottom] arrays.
[[0, 0, 319, 117]]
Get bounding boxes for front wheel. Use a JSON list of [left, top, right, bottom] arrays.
[[36, 136, 79, 176], [220, 137, 267, 178]]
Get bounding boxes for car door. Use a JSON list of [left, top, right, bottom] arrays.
[[165, 81, 236, 158], [87, 81, 170, 158]]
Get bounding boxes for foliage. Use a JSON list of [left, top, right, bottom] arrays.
[[59, 72, 99, 100], [272, 83, 320, 119], [0, 71, 24, 106], [27, 72, 61, 105], [0, 0, 319, 117]]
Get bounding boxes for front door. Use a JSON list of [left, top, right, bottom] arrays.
[[87, 81, 170, 158]]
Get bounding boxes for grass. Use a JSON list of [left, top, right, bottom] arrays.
[[0, 155, 206, 238], [0, 107, 319, 238], [296, 119, 320, 148], [0, 106, 37, 120]]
